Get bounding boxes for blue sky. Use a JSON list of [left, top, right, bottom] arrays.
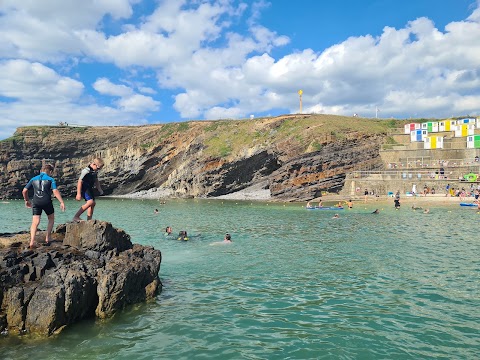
[[1, 0, 479, 139]]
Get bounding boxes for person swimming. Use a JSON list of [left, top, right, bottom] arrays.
[[372, 209, 380, 214], [332, 213, 340, 219], [224, 233, 232, 243], [177, 230, 188, 241]]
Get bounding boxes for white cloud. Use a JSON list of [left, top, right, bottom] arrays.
[[117, 93, 160, 112], [0, 59, 84, 102], [93, 78, 132, 97], [1, 1, 480, 139], [0, 0, 137, 62]]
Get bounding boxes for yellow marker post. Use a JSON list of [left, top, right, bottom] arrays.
[[298, 89, 303, 114]]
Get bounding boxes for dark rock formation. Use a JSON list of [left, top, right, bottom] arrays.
[[270, 134, 385, 201], [0, 115, 391, 201], [0, 220, 161, 336]]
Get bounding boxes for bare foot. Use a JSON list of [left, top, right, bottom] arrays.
[[29, 243, 36, 249]]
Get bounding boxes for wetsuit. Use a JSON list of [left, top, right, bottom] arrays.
[[79, 165, 98, 201], [24, 172, 57, 215]]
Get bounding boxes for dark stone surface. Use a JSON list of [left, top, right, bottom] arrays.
[[0, 220, 162, 337]]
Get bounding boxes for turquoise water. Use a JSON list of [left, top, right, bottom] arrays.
[[0, 198, 479, 359]]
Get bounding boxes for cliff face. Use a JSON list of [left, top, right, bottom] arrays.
[[0, 115, 390, 201]]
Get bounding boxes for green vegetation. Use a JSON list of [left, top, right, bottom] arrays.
[[385, 136, 397, 144], [177, 122, 189, 132], [72, 127, 87, 133], [157, 123, 177, 142], [0, 134, 24, 145], [140, 142, 153, 149], [311, 141, 322, 151]]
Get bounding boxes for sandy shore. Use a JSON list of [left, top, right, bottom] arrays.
[[109, 188, 475, 208], [318, 193, 476, 208], [107, 182, 477, 207]]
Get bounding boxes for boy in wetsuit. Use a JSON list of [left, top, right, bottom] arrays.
[[73, 157, 104, 222], [22, 164, 65, 248]]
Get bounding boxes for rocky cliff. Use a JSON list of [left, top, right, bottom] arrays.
[[0, 220, 161, 336], [0, 114, 392, 201]]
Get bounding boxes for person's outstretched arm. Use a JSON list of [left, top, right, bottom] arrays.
[[53, 189, 65, 211], [22, 188, 32, 208], [75, 179, 83, 200]]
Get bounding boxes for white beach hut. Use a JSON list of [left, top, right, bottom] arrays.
[[424, 136, 444, 149], [439, 120, 457, 132]]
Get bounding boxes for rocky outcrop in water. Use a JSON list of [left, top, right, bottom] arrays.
[[0, 115, 391, 201], [0, 220, 161, 336]]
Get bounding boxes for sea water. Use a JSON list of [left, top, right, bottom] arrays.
[[0, 198, 479, 359]]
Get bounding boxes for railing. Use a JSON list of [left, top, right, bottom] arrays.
[[350, 169, 479, 181], [386, 158, 480, 169]]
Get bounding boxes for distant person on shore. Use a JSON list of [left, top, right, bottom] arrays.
[[306, 201, 313, 209], [364, 189, 369, 203], [412, 184, 417, 197], [445, 183, 450, 196], [22, 164, 65, 248], [318, 199, 323, 207], [394, 191, 401, 209], [73, 157, 104, 222], [423, 184, 428, 196], [346, 199, 353, 209]]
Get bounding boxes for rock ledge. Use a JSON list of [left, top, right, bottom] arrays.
[[0, 220, 162, 336]]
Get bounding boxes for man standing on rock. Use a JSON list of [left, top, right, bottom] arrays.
[[23, 163, 66, 248]]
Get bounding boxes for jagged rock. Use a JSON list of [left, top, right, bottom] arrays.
[[0, 115, 391, 201], [0, 221, 161, 336], [64, 220, 132, 252]]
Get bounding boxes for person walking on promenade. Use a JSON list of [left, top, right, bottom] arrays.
[[22, 163, 65, 248], [73, 157, 104, 222], [394, 190, 401, 209]]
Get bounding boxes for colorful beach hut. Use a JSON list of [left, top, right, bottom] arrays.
[[466, 135, 480, 149], [424, 136, 444, 149], [439, 120, 456, 132], [404, 123, 421, 134], [454, 124, 475, 137], [456, 118, 476, 125], [410, 129, 428, 142], [421, 122, 439, 133]]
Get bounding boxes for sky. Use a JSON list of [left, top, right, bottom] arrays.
[[1, 0, 480, 139]]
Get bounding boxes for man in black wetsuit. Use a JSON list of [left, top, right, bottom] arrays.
[[22, 164, 65, 248]]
